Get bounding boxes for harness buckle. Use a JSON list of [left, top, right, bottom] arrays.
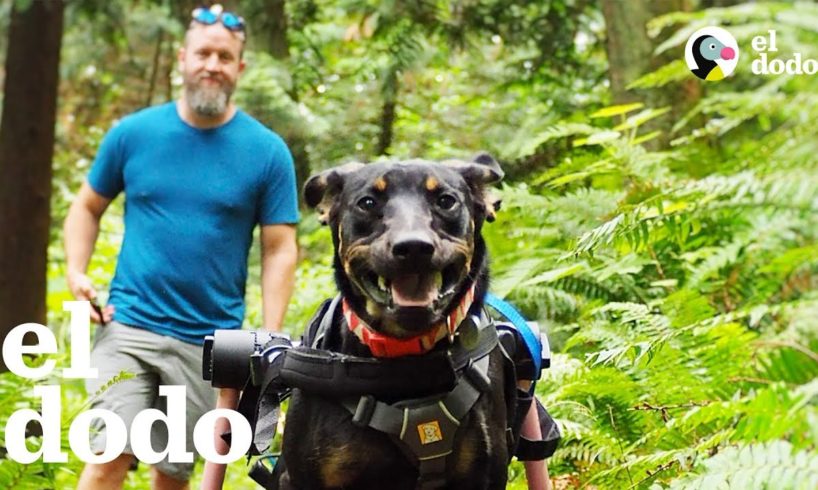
[[351, 395, 376, 427]]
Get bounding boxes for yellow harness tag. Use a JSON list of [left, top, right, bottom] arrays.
[[417, 421, 443, 445]]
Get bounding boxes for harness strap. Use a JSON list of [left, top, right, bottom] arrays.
[[244, 338, 292, 455], [279, 306, 498, 400], [348, 357, 487, 435], [515, 398, 562, 461], [342, 355, 491, 490], [484, 292, 544, 375], [280, 348, 456, 399], [248, 457, 280, 490], [417, 456, 447, 489], [307, 295, 342, 349]]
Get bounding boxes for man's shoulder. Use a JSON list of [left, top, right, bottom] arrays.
[[232, 110, 287, 146], [113, 102, 176, 133]]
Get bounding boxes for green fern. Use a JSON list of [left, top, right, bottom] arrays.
[[669, 441, 818, 490]]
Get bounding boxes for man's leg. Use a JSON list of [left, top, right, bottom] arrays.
[[148, 333, 218, 488], [151, 466, 190, 490], [82, 322, 160, 489], [76, 454, 134, 490], [201, 388, 240, 490]]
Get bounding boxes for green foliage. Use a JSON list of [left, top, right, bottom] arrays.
[[668, 441, 818, 490], [2, 0, 816, 488], [481, 4, 818, 487], [0, 366, 87, 489]]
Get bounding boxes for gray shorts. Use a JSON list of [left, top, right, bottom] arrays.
[[85, 321, 217, 481]]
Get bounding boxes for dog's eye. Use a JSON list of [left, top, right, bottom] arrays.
[[436, 194, 458, 210], [357, 196, 377, 211]]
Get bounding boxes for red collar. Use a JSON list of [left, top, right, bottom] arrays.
[[342, 285, 476, 358]]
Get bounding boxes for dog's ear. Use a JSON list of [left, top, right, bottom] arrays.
[[443, 152, 504, 184], [468, 152, 504, 183], [443, 152, 504, 222], [304, 162, 364, 224]]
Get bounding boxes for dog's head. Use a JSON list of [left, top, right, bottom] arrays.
[[305, 154, 503, 338]]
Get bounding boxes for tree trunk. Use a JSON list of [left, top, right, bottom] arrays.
[[602, 0, 699, 148], [0, 0, 64, 371], [237, 0, 289, 59], [164, 34, 175, 102], [376, 70, 399, 156], [376, 98, 397, 156], [263, 0, 289, 59], [602, 0, 656, 105], [146, 29, 165, 107], [169, 0, 200, 28], [288, 134, 310, 201]]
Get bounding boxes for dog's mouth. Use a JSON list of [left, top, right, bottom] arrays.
[[357, 264, 462, 311]]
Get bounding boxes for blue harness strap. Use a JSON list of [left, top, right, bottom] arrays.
[[484, 292, 542, 375]]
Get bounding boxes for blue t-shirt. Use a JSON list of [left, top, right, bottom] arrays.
[[88, 102, 299, 344]]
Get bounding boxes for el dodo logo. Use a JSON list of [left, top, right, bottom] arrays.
[[685, 26, 739, 81], [1, 302, 252, 465]]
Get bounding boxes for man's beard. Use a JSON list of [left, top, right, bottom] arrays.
[[184, 74, 234, 117]]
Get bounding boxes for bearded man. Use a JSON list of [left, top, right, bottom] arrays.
[[63, 5, 299, 489]]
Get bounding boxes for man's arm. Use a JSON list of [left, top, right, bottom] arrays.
[[63, 181, 114, 323], [260, 223, 298, 332]]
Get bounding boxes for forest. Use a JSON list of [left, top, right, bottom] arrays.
[[1, 0, 817, 488]]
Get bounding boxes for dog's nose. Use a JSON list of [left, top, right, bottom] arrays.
[[392, 234, 435, 260]]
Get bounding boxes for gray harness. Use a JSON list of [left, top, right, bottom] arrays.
[[342, 355, 491, 488], [235, 295, 549, 490], [313, 297, 499, 489]]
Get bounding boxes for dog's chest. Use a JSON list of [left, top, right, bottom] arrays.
[[286, 389, 493, 489], [282, 349, 510, 489]]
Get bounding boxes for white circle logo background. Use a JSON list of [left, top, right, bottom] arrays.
[[685, 26, 740, 80]]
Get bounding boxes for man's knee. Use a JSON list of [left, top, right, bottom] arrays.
[[76, 454, 134, 490]]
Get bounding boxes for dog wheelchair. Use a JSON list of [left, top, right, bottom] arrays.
[[202, 293, 561, 489]]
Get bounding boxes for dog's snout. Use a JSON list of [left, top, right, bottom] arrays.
[[392, 234, 435, 260]]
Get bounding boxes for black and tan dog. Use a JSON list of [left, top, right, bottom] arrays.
[[279, 154, 512, 489]]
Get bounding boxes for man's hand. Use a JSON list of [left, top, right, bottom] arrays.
[[67, 270, 114, 324], [64, 181, 114, 324]]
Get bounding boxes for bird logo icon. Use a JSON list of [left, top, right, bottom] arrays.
[[685, 27, 739, 81]]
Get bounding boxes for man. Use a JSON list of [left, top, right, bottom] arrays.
[[63, 5, 298, 489]]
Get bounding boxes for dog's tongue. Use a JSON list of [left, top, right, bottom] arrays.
[[391, 273, 438, 307]]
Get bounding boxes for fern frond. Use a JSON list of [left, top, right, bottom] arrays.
[[669, 441, 818, 490]]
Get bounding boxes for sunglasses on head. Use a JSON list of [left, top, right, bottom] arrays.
[[191, 4, 245, 32]]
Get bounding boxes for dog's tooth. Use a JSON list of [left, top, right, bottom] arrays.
[[379, 276, 387, 292], [435, 271, 443, 288]]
